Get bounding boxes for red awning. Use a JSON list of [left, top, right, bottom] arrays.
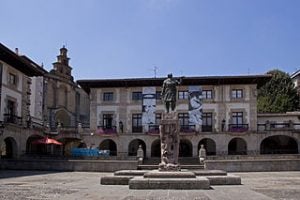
[[32, 137, 63, 145]]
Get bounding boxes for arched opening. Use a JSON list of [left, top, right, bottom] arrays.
[[260, 135, 298, 154], [55, 109, 71, 127], [26, 135, 62, 156], [59, 138, 82, 156], [228, 138, 247, 155], [99, 139, 117, 156], [26, 135, 44, 155], [128, 139, 146, 157], [198, 138, 216, 156], [151, 139, 161, 157], [1, 137, 17, 158], [179, 139, 193, 157]]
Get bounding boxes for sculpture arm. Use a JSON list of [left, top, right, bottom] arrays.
[[177, 76, 184, 85]]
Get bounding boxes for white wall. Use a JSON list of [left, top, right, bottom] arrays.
[[30, 76, 44, 123], [0, 62, 23, 121]]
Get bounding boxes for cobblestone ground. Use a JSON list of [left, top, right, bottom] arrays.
[[0, 170, 299, 200]]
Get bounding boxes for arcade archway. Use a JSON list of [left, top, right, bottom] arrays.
[[151, 139, 161, 157], [260, 135, 298, 154], [198, 138, 216, 155], [99, 139, 117, 156], [228, 138, 247, 155], [179, 139, 193, 157], [26, 135, 44, 155], [128, 139, 146, 157], [1, 137, 17, 158]]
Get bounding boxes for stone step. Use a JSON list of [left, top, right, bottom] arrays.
[[138, 164, 204, 170], [143, 157, 200, 165], [129, 177, 210, 190]]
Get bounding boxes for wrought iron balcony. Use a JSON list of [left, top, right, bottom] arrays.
[[180, 125, 196, 133], [132, 126, 143, 133], [228, 124, 249, 132], [97, 126, 117, 134], [202, 125, 213, 132], [148, 124, 160, 134], [3, 114, 22, 125]]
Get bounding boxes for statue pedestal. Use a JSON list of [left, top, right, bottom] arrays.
[[159, 113, 180, 171]]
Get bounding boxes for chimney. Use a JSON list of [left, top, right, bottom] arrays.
[[15, 48, 19, 55]]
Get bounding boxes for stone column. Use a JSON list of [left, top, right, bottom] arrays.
[[159, 113, 180, 171]]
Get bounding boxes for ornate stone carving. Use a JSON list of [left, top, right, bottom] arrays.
[[159, 113, 180, 171]]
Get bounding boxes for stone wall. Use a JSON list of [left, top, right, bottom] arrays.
[[0, 159, 138, 172], [206, 159, 300, 172]]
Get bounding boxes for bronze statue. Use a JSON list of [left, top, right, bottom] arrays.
[[161, 74, 183, 113]]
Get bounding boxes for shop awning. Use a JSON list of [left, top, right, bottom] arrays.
[[32, 137, 63, 145]]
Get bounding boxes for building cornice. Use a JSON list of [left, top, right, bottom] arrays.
[[77, 74, 272, 94], [0, 43, 47, 76]]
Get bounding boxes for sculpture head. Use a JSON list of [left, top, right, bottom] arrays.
[[167, 73, 173, 78]]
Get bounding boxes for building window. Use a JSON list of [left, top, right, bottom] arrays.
[[8, 73, 17, 86], [103, 92, 113, 101], [103, 114, 113, 129], [232, 112, 243, 125], [7, 100, 16, 116], [4, 99, 18, 124], [148, 113, 161, 134], [132, 92, 143, 101], [202, 112, 213, 132], [178, 91, 189, 100], [178, 113, 189, 127], [156, 91, 161, 100], [202, 90, 213, 99], [230, 112, 248, 131], [132, 113, 142, 132], [231, 89, 243, 99]]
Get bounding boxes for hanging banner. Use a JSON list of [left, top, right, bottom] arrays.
[[142, 87, 156, 125], [188, 86, 202, 125]]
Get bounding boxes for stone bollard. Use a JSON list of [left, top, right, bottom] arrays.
[[199, 144, 206, 169], [136, 145, 144, 165]]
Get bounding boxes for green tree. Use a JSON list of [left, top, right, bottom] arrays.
[[258, 69, 299, 113]]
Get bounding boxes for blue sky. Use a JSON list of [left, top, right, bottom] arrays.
[[1, 0, 300, 80]]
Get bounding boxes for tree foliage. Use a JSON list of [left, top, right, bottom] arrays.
[[257, 69, 299, 113]]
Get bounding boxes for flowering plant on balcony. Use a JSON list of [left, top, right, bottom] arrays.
[[229, 125, 248, 132], [96, 126, 117, 135]]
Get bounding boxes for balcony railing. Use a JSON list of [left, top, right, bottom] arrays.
[[257, 122, 298, 131], [3, 114, 22, 125], [148, 124, 159, 134], [228, 124, 249, 132], [132, 126, 143, 133], [180, 125, 196, 133], [270, 123, 290, 130], [202, 125, 213, 132], [97, 126, 117, 134]]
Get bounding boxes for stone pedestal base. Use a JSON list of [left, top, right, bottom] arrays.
[[100, 169, 241, 189], [144, 170, 196, 178], [129, 177, 210, 190]]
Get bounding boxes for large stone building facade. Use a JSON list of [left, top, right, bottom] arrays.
[[77, 76, 300, 159]]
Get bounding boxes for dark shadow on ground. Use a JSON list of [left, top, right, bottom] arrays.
[[0, 170, 62, 179]]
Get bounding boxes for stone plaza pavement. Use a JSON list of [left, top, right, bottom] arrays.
[[0, 170, 299, 200]]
